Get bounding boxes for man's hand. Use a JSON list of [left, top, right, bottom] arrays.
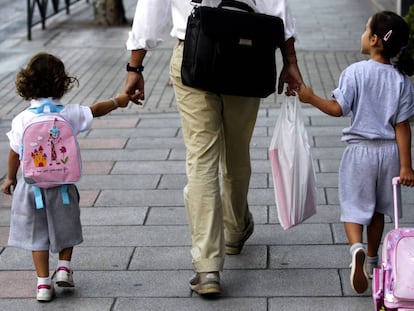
[[124, 72, 145, 106], [278, 62, 303, 96]]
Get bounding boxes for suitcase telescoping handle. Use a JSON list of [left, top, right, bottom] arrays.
[[392, 176, 400, 230]]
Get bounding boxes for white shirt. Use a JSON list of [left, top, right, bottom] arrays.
[[126, 0, 296, 50], [7, 98, 93, 153]]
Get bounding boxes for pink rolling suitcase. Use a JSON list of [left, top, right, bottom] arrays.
[[373, 177, 414, 311]]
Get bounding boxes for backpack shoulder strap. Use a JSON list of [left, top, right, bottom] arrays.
[[28, 99, 64, 114], [32, 186, 44, 209]]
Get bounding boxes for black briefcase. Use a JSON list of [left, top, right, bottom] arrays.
[[181, 0, 285, 98]]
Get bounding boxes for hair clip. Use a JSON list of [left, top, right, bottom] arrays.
[[383, 30, 393, 41]]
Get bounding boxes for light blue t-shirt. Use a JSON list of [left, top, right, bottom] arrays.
[[332, 59, 414, 142]]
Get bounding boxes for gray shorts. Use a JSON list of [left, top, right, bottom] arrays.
[[339, 140, 401, 225], [8, 178, 83, 253]]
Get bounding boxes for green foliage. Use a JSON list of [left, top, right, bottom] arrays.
[[405, 4, 414, 57]]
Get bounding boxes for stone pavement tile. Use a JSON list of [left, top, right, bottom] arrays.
[[82, 161, 114, 174], [320, 159, 341, 172], [332, 223, 355, 245], [0, 298, 114, 311], [249, 224, 333, 245], [81, 225, 191, 247], [339, 269, 372, 297], [79, 190, 100, 207], [114, 297, 267, 311], [0, 207, 10, 225], [316, 172, 339, 187], [92, 117, 139, 129], [67, 271, 191, 297], [145, 206, 187, 225], [87, 127, 180, 138], [80, 207, 148, 226], [126, 137, 187, 149], [0, 246, 134, 271], [0, 227, 9, 246], [326, 187, 340, 205], [269, 297, 373, 311], [269, 245, 350, 269], [0, 271, 35, 298], [314, 135, 344, 147], [80, 148, 170, 161], [157, 172, 266, 190], [146, 205, 269, 225], [78, 138, 127, 149], [247, 188, 277, 206], [96, 189, 184, 206], [137, 116, 182, 128], [129, 245, 267, 270], [311, 147, 345, 159], [400, 203, 414, 222], [78, 174, 159, 190], [223, 269, 341, 297], [0, 190, 12, 208]]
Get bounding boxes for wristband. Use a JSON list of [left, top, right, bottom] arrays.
[[126, 63, 144, 73], [111, 98, 119, 108]]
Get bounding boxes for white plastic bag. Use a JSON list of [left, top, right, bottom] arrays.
[[269, 96, 317, 230]]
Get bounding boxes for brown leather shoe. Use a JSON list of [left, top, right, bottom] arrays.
[[189, 272, 221, 296], [225, 216, 254, 255]]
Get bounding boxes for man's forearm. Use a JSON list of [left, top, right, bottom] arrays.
[[129, 49, 147, 67], [281, 37, 298, 65]]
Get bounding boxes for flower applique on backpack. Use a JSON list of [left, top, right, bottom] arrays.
[[20, 99, 82, 209]]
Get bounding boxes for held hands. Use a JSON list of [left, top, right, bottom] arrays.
[[114, 93, 130, 108], [124, 72, 144, 106], [278, 62, 303, 96]]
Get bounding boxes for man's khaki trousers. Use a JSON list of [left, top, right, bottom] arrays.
[[170, 41, 260, 272]]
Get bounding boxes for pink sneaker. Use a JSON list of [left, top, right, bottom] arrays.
[[55, 266, 74, 287], [36, 284, 54, 302]]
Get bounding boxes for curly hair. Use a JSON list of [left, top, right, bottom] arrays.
[[16, 52, 79, 100]]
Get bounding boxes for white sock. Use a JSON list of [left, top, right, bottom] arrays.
[[349, 242, 365, 256], [37, 276, 51, 286], [57, 260, 71, 270]]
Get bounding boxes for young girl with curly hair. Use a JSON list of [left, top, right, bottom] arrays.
[[1, 52, 131, 302]]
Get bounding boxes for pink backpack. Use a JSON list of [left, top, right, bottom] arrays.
[[373, 177, 414, 310], [20, 100, 82, 208]]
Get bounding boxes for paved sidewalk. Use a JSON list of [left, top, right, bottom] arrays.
[[1, 0, 413, 310]]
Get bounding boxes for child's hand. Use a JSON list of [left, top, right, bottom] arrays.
[[298, 84, 314, 103], [399, 168, 414, 187], [1, 178, 16, 195], [114, 93, 130, 108]]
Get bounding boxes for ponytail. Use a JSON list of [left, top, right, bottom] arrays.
[[370, 11, 414, 76], [394, 46, 414, 76]]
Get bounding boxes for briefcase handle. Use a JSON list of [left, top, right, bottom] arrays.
[[219, 0, 255, 13], [190, 0, 255, 13]]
